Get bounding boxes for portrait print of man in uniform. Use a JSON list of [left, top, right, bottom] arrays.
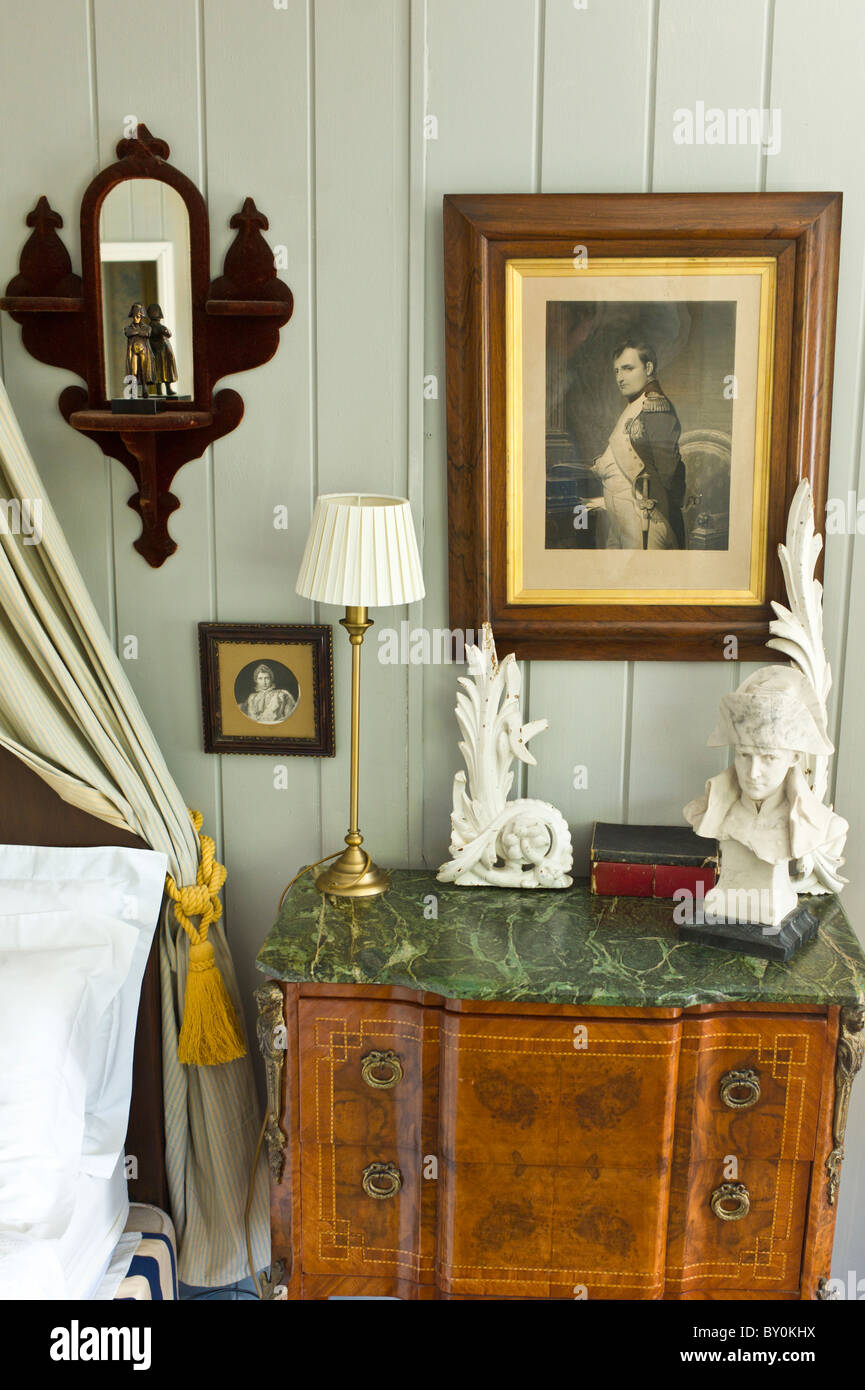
[[544, 300, 735, 553], [588, 340, 686, 550]]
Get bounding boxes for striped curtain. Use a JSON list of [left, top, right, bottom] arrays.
[[0, 378, 268, 1286]]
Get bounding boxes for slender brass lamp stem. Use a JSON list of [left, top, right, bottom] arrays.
[[313, 604, 390, 898], [348, 605, 363, 841]]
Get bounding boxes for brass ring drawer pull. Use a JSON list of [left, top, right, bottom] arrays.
[[711, 1182, 751, 1222], [361, 1050, 403, 1090], [720, 1068, 760, 1110], [362, 1162, 402, 1200]]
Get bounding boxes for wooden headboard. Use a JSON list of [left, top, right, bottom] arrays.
[[0, 745, 168, 1210]]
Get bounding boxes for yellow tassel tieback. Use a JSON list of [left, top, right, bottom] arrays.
[[165, 810, 246, 1067]]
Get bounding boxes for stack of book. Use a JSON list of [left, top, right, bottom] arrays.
[[590, 822, 718, 899]]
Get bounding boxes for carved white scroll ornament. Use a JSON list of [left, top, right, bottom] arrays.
[[437, 624, 573, 889], [767, 479, 846, 894]]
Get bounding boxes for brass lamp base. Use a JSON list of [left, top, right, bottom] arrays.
[[314, 842, 391, 898]]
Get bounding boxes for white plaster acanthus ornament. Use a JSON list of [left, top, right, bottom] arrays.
[[437, 624, 573, 888], [683, 480, 848, 928], [767, 478, 845, 894]]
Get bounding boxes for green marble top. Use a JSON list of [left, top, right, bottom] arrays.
[[256, 870, 865, 1009]]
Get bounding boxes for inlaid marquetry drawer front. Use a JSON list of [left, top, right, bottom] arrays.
[[300, 1140, 436, 1280], [675, 1014, 826, 1164], [665, 1158, 812, 1294], [437, 1158, 671, 1300], [297, 999, 439, 1280], [297, 999, 439, 1150], [439, 1014, 680, 1168], [435, 1014, 680, 1297]]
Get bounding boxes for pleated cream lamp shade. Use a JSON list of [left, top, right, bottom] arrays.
[[296, 493, 425, 606], [294, 493, 424, 899]]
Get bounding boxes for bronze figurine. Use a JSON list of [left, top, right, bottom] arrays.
[[123, 301, 154, 396], [147, 302, 178, 396]]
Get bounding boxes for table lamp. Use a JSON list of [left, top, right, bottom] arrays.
[[295, 493, 425, 897]]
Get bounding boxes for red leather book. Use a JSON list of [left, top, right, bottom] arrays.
[[590, 822, 718, 899]]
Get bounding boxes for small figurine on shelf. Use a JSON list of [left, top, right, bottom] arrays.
[[146, 302, 178, 397], [123, 302, 154, 398]]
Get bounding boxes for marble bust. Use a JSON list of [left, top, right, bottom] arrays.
[[684, 666, 848, 928]]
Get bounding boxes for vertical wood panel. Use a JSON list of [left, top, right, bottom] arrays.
[[92, 0, 203, 179], [421, 0, 540, 868], [767, 0, 865, 778], [527, 0, 655, 870], [0, 0, 114, 623], [528, 663, 631, 867], [313, 0, 413, 866], [541, 0, 655, 191], [629, 0, 771, 827], [768, 0, 865, 1278], [201, 0, 318, 1040], [628, 661, 736, 824], [653, 0, 770, 191], [406, 0, 428, 865], [92, 0, 221, 846]]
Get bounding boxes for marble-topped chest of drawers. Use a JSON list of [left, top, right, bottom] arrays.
[[256, 872, 865, 1300]]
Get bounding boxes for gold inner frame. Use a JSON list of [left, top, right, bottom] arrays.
[[506, 256, 777, 606]]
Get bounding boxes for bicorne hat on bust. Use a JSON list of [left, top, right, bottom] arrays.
[[707, 665, 834, 756]]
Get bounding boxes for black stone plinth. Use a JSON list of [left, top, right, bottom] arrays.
[[109, 395, 191, 413], [678, 903, 819, 962]]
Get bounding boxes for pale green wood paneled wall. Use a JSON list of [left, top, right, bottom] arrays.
[[1, 0, 863, 1274]]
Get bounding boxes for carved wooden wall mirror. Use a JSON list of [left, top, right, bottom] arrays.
[[0, 124, 293, 566]]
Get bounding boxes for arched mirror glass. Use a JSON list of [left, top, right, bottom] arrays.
[[99, 180, 193, 402]]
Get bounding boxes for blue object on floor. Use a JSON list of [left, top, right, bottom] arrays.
[[117, 1233, 178, 1301]]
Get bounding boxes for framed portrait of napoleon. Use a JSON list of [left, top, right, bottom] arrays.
[[198, 623, 334, 755], [444, 192, 841, 659]]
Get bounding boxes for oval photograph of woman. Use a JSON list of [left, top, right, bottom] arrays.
[[234, 660, 300, 725]]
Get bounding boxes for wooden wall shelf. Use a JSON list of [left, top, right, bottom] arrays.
[[69, 409, 214, 432], [0, 295, 84, 313], [1, 127, 293, 567], [204, 299, 289, 316]]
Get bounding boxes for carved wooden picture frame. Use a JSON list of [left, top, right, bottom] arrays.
[[443, 192, 841, 660], [198, 622, 334, 757]]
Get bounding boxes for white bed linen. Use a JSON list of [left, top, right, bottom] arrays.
[[0, 911, 137, 1238], [0, 1232, 69, 1300], [94, 1231, 143, 1300], [0, 1156, 139, 1295], [56, 1154, 134, 1300], [0, 844, 167, 1176], [0, 1157, 138, 1301]]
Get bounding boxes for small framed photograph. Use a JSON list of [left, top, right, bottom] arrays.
[[444, 191, 841, 660], [198, 623, 334, 755]]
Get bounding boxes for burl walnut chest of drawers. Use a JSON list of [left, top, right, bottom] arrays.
[[255, 871, 865, 1301]]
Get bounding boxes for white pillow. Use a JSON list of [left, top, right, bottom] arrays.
[[0, 1231, 69, 1300], [0, 845, 167, 1177], [0, 911, 137, 1240]]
